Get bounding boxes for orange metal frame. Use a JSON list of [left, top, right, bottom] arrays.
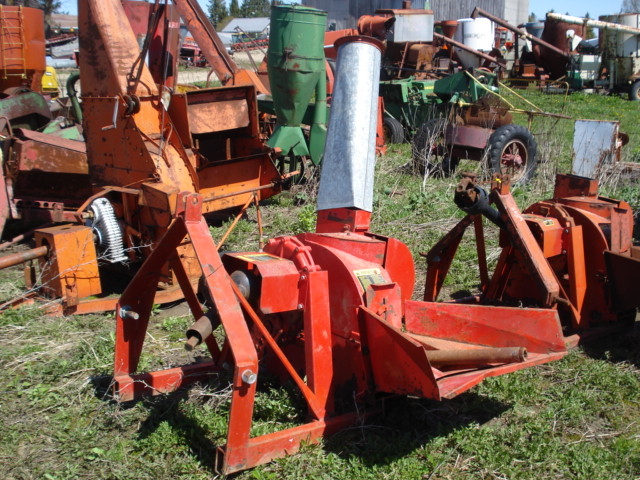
[[113, 192, 569, 474]]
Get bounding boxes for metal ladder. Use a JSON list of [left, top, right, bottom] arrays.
[[0, 6, 27, 81]]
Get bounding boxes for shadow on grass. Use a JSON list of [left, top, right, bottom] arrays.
[[88, 375, 221, 474], [88, 370, 509, 474], [579, 318, 640, 367], [135, 391, 219, 470], [324, 392, 509, 468]]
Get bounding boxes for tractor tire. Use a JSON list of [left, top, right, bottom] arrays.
[[383, 116, 405, 144], [411, 119, 457, 177], [630, 80, 640, 101], [487, 124, 537, 185]]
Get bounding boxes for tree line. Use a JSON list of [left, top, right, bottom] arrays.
[[208, 0, 286, 29]]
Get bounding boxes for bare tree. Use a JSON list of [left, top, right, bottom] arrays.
[[621, 0, 640, 13]]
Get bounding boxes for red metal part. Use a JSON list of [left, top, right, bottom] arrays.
[[121, 1, 181, 90], [425, 173, 640, 338], [112, 192, 567, 473]]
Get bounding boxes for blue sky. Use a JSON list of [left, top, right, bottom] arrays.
[[60, 0, 623, 22], [530, 0, 624, 20], [60, 1, 264, 16]]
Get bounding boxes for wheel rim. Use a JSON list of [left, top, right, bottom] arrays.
[[499, 139, 528, 181], [383, 124, 391, 143]]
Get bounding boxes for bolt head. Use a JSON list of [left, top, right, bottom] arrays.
[[241, 369, 257, 385]]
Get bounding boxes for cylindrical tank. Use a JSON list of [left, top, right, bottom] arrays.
[[600, 14, 640, 58], [267, 5, 327, 128], [533, 19, 585, 79], [599, 14, 640, 89], [317, 36, 383, 213], [0, 6, 46, 91], [524, 21, 545, 38], [440, 20, 458, 39], [454, 18, 493, 68]]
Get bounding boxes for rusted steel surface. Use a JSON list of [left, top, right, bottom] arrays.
[[0, 91, 51, 130], [446, 124, 493, 150], [434, 32, 505, 68], [35, 225, 101, 304], [533, 18, 585, 78], [425, 346, 527, 367], [11, 129, 87, 174], [0, 245, 47, 269]]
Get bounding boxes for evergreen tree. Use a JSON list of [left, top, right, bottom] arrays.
[[230, 0, 241, 17], [37, 0, 61, 21], [584, 12, 595, 40], [240, 0, 270, 17], [207, 0, 228, 28]]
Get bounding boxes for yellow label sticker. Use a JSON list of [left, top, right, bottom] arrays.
[[234, 253, 280, 263], [354, 268, 387, 291]]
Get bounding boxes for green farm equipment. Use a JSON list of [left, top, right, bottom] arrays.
[[381, 68, 539, 185], [264, 5, 328, 174]]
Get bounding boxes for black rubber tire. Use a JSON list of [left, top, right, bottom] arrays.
[[411, 118, 457, 177], [383, 116, 405, 144], [487, 124, 537, 185], [630, 80, 640, 101]]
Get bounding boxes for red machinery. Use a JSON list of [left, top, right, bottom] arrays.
[[111, 36, 570, 474], [426, 173, 640, 340]]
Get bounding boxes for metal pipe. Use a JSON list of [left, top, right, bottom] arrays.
[[0, 245, 48, 270], [317, 35, 384, 213], [66, 72, 83, 123], [471, 7, 569, 58], [185, 314, 215, 351], [433, 32, 506, 67], [547, 12, 640, 36], [426, 346, 527, 367]]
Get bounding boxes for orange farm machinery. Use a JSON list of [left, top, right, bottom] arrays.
[[0, 0, 283, 315], [109, 35, 637, 474]]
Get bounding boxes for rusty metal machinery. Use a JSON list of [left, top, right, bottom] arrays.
[[111, 35, 570, 474], [0, 0, 286, 315], [425, 173, 640, 341]]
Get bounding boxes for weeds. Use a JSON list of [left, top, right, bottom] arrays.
[[0, 91, 639, 479]]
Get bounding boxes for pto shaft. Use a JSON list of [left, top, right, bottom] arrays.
[[0, 245, 48, 270]]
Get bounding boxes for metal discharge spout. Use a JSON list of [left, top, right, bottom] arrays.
[[317, 36, 384, 212], [547, 12, 640, 36]]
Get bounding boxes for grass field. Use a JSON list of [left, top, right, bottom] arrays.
[[1, 90, 639, 480]]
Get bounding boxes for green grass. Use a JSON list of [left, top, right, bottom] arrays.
[[0, 90, 639, 479]]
